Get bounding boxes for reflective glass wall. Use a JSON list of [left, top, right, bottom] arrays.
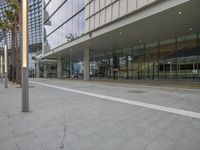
[[90, 33, 200, 81], [44, 0, 85, 53]]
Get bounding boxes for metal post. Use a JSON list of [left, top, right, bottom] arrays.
[[4, 45, 8, 88], [21, 0, 29, 112], [0, 55, 3, 84]]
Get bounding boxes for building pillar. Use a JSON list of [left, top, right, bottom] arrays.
[[57, 57, 62, 79], [170, 64, 172, 79], [44, 62, 47, 78], [36, 60, 40, 78], [69, 50, 73, 78], [113, 51, 118, 79], [84, 45, 90, 81], [193, 63, 196, 80], [157, 41, 160, 80], [197, 33, 200, 80]]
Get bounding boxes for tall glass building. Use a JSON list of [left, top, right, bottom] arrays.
[[40, 0, 200, 81], [0, 0, 42, 76], [0, 1, 12, 49]]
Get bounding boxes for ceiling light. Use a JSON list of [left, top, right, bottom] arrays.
[[119, 32, 122, 35], [189, 28, 193, 31], [178, 11, 182, 15]]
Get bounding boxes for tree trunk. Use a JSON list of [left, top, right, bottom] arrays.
[[12, 28, 15, 82], [17, 0, 22, 86], [14, 16, 18, 84]]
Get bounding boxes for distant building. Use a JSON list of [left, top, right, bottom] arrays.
[[0, 0, 42, 76]]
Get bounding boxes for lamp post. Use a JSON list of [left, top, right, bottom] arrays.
[[21, 0, 29, 112], [0, 55, 3, 84], [4, 45, 8, 88]]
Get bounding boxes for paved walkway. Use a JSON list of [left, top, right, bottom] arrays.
[[0, 79, 200, 150], [91, 78, 200, 90]]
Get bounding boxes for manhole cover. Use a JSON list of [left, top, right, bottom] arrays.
[[127, 90, 146, 94]]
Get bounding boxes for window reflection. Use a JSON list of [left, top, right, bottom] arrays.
[[44, 0, 85, 52], [89, 34, 200, 81]]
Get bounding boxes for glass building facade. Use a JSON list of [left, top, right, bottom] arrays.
[[0, 2, 12, 49], [0, 0, 42, 77], [28, 0, 42, 53], [44, 0, 85, 52], [90, 34, 200, 81], [0, 0, 42, 52], [41, 0, 200, 81], [44, 33, 200, 81]]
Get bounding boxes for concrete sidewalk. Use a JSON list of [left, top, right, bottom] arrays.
[[0, 79, 200, 150], [90, 78, 200, 90]]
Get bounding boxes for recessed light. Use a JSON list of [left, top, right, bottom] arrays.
[[119, 32, 122, 35], [178, 11, 182, 15], [189, 28, 193, 31]]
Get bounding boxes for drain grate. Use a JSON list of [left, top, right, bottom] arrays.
[[127, 90, 146, 94]]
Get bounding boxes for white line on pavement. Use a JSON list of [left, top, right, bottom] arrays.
[[31, 81, 200, 119]]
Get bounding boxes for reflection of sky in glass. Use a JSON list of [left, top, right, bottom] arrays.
[[44, 0, 85, 52], [0, 0, 42, 49]]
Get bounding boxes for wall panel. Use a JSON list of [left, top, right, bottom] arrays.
[[85, 0, 158, 32]]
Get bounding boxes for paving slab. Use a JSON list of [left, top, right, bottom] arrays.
[[0, 79, 200, 150]]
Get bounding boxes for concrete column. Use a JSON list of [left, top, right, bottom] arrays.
[[69, 51, 73, 78], [84, 45, 90, 81], [170, 64, 172, 79], [36, 60, 40, 78], [44, 63, 47, 78], [57, 58, 62, 79], [193, 63, 196, 79]]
